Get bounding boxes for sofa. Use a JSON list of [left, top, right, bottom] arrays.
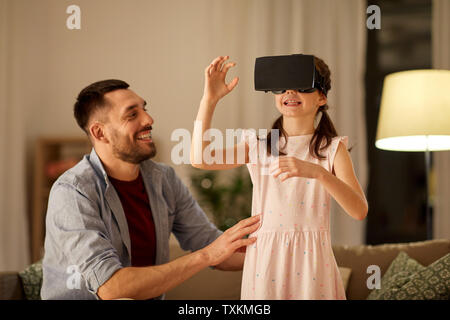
[[1, 238, 448, 300], [165, 237, 450, 300]]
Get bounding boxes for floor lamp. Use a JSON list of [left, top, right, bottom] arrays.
[[375, 70, 450, 240]]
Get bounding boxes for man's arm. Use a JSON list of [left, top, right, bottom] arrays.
[[98, 250, 208, 300], [214, 252, 246, 271], [98, 214, 260, 300]]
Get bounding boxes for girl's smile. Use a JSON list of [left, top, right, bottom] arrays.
[[282, 97, 302, 107], [274, 89, 326, 118]]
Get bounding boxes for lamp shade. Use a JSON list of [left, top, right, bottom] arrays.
[[375, 70, 450, 151]]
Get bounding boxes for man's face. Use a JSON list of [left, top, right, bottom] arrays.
[[102, 89, 156, 164]]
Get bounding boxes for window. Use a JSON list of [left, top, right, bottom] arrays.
[[365, 0, 432, 244]]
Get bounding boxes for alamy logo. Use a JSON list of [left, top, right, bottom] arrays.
[[366, 265, 381, 290], [66, 265, 81, 290], [173, 123, 280, 174], [66, 5, 81, 30], [366, 5, 381, 30]]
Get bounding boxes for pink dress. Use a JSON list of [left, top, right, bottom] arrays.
[[240, 130, 348, 300]]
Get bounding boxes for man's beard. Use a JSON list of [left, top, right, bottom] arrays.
[[110, 128, 157, 164]]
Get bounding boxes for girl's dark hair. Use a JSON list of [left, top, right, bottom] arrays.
[[265, 56, 338, 159]]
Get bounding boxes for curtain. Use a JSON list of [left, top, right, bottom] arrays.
[[0, 0, 30, 271], [432, 0, 450, 240]]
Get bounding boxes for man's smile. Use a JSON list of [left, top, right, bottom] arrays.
[[136, 125, 153, 142], [136, 130, 152, 142]]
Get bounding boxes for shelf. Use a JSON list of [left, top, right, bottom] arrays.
[[31, 136, 91, 262]]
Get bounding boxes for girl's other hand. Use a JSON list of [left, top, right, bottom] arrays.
[[269, 156, 325, 182], [203, 56, 239, 104]]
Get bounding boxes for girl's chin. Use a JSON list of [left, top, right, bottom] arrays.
[[280, 110, 301, 117], [278, 104, 300, 112], [278, 106, 315, 117]]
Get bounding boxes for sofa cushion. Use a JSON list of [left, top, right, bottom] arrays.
[[367, 251, 425, 300], [332, 239, 450, 300], [18, 260, 43, 300], [377, 253, 450, 300]]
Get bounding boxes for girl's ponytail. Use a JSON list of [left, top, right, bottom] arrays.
[[266, 115, 287, 156], [310, 104, 337, 159]]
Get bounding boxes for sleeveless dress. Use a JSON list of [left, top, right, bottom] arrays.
[[240, 129, 348, 300]]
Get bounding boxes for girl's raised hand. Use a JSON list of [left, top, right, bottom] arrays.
[[203, 56, 239, 103], [269, 157, 325, 182]]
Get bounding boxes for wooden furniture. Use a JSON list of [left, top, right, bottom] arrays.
[[31, 137, 91, 262]]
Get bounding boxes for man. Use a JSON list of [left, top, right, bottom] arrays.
[[41, 79, 259, 300]]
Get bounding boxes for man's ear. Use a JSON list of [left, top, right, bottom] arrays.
[[89, 121, 109, 143]]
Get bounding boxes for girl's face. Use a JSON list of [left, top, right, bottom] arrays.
[[274, 89, 327, 118]]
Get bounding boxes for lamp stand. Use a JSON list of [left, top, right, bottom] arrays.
[[425, 149, 432, 240]]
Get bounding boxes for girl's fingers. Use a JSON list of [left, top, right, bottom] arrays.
[[272, 168, 286, 178], [270, 160, 288, 174], [280, 173, 292, 182], [207, 56, 229, 77], [211, 56, 223, 70], [271, 157, 300, 172], [272, 170, 281, 178], [269, 159, 280, 172], [218, 56, 230, 71], [277, 156, 294, 163], [221, 61, 235, 74], [213, 56, 226, 71], [269, 165, 279, 175], [226, 77, 239, 91], [269, 165, 277, 174], [205, 63, 214, 77]]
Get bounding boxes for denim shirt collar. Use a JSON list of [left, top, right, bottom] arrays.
[[88, 148, 109, 182]]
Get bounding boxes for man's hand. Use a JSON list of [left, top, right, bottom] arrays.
[[200, 214, 260, 267]]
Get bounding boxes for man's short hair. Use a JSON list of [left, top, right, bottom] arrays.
[[74, 79, 130, 134]]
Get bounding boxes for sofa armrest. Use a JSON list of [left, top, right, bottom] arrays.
[[0, 271, 25, 300]]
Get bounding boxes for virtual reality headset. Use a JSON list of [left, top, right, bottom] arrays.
[[254, 54, 327, 95]]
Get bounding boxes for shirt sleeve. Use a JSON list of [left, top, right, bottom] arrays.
[[165, 166, 223, 252], [45, 181, 123, 298]]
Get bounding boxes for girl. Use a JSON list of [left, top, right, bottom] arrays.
[[191, 55, 368, 300]]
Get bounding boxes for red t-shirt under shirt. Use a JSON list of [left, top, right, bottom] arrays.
[[108, 172, 157, 267]]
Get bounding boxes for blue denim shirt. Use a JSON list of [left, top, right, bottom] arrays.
[[41, 148, 222, 300]]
